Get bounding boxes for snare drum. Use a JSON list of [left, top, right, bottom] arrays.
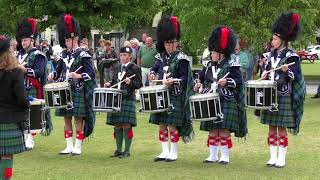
[[25, 100, 46, 133], [93, 88, 123, 112], [189, 93, 223, 122], [44, 82, 72, 109], [139, 85, 171, 113], [245, 80, 278, 110]]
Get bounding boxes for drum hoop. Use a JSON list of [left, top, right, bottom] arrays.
[[93, 88, 124, 93], [140, 108, 169, 113], [139, 85, 168, 93], [246, 80, 276, 87], [44, 82, 71, 90], [189, 93, 219, 101]]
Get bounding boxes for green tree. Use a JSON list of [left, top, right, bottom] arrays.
[[165, 0, 320, 61], [0, 0, 160, 39]]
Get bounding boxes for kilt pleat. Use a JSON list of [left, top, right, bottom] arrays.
[[0, 123, 26, 155], [200, 98, 240, 132], [260, 95, 294, 127], [107, 99, 137, 126], [55, 88, 86, 117], [149, 94, 184, 126]]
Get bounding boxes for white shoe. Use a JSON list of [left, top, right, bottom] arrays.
[[166, 142, 178, 161], [59, 138, 73, 155], [154, 142, 170, 161], [72, 139, 82, 155], [219, 145, 229, 164], [275, 146, 287, 168], [204, 145, 218, 163], [25, 133, 34, 149], [266, 145, 278, 166]]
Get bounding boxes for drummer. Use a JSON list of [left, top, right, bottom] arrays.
[[48, 14, 96, 156], [15, 18, 52, 150], [148, 16, 194, 162], [194, 26, 247, 164], [105, 46, 142, 158], [260, 12, 305, 168]]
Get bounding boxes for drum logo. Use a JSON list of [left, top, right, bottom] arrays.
[[256, 91, 263, 105], [157, 95, 164, 108], [53, 93, 60, 105]]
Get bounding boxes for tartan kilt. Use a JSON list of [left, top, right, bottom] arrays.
[[107, 99, 137, 126], [55, 88, 86, 117], [200, 98, 240, 132], [149, 93, 184, 126], [0, 123, 26, 155], [260, 94, 295, 128], [26, 86, 38, 98]]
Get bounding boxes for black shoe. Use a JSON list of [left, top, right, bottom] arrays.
[[110, 150, 122, 157], [119, 151, 130, 158], [165, 158, 176, 162], [266, 163, 275, 167], [219, 161, 229, 164], [154, 157, 166, 162], [203, 160, 215, 164], [311, 94, 320, 98]]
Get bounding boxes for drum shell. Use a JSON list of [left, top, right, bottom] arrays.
[[93, 88, 123, 112], [26, 100, 45, 133], [189, 93, 222, 122], [139, 85, 170, 113], [245, 80, 277, 110], [44, 82, 72, 109]]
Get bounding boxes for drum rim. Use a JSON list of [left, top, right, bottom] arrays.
[[189, 93, 219, 101], [191, 117, 219, 121], [93, 88, 124, 93], [246, 80, 276, 87], [44, 82, 70, 88], [140, 108, 169, 113], [30, 99, 45, 105], [139, 85, 168, 93]]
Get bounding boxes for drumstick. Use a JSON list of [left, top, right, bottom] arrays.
[[110, 74, 136, 88], [220, 72, 230, 80], [64, 66, 83, 82], [258, 62, 295, 80], [74, 66, 83, 73], [151, 78, 182, 82]]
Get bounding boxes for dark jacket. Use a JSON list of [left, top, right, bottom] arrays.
[[0, 68, 30, 124], [111, 62, 142, 100]]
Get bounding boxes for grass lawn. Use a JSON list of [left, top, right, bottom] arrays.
[[301, 60, 320, 77], [14, 96, 320, 180]]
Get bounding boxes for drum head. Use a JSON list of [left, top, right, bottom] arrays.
[[139, 85, 168, 93], [30, 99, 45, 105], [94, 88, 123, 93], [189, 93, 219, 101], [246, 80, 276, 87], [44, 82, 70, 90]]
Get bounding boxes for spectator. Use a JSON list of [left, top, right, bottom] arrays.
[[123, 40, 131, 47], [130, 38, 140, 64], [232, 40, 250, 80], [137, 37, 157, 86], [39, 38, 53, 61], [80, 38, 93, 55], [141, 33, 148, 46], [95, 39, 118, 87], [10, 39, 18, 56]]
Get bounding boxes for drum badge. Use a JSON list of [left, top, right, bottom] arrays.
[[157, 94, 164, 108], [256, 91, 264, 105], [53, 93, 60, 105]]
